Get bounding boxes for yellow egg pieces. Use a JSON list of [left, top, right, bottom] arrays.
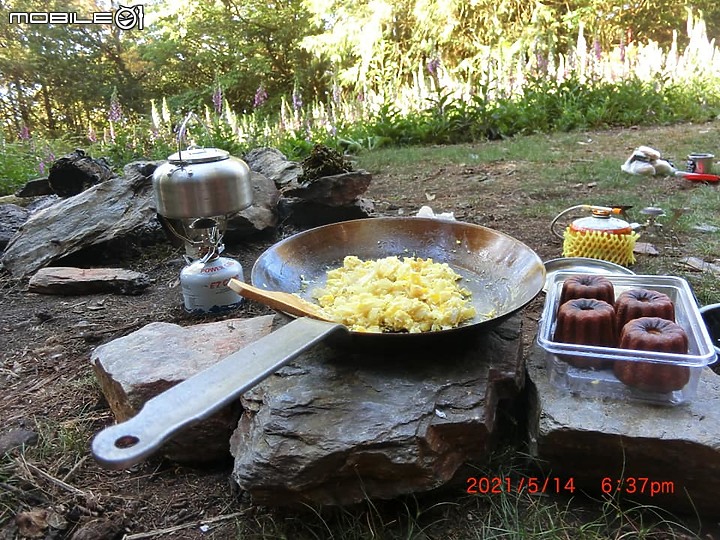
[[312, 255, 476, 333]]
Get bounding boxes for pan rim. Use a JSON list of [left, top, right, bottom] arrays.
[[250, 216, 545, 337]]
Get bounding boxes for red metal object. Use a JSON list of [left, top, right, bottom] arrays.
[[676, 171, 720, 183]]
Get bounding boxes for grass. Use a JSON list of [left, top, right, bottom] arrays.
[[224, 448, 707, 539]]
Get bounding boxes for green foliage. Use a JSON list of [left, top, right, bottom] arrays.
[[0, 141, 44, 194], [0, 0, 143, 137], [4, 0, 720, 144], [0, 133, 74, 195], [3, 1, 720, 184], [136, 0, 325, 114], [325, 75, 720, 152], [302, 0, 720, 97]]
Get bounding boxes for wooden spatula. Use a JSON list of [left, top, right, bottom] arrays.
[[228, 278, 332, 322]]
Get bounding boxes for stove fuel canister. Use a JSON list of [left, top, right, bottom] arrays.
[[180, 256, 244, 313]]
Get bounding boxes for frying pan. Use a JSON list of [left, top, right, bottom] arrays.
[[92, 217, 545, 469]]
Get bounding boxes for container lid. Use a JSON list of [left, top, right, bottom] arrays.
[[167, 147, 229, 164]]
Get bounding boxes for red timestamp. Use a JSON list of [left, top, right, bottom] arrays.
[[601, 477, 675, 497], [466, 476, 576, 495]]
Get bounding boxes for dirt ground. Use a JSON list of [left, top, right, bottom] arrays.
[[0, 134, 717, 539]]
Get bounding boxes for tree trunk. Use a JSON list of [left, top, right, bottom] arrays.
[[41, 84, 57, 136], [13, 77, 31, 132]]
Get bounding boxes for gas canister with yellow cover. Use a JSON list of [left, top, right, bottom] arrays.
[[550, 205, 640, 267]]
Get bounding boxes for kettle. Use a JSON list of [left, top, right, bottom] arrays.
[[152, 147, 253, 219], [550, 205, 640, 267]]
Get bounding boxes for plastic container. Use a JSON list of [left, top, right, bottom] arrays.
[[537, 272, 717, 405]]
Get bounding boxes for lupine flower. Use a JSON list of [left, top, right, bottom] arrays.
[[108, 88, 123, 122], [87, 124, 97, 143], [151, 99, 162, 129], [620, 39, 626, 63], [426, 57, 441, 76], [38, 161, 45, 174], [254, 84, 268, 108], [292, 87, 303, 111], [278, 102, 287, 131], [161, 97, 171, 124], [225, 108, 237, 133], [593, 38, 602, 61], [212, 85, 223, 114], [18, 125, 30, 140], [536, 51, 548, 74]]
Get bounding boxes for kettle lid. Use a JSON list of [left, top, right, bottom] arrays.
[[167, 147, 229, 164]]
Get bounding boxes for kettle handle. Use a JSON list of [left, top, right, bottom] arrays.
[[176, 112, 212, 162]]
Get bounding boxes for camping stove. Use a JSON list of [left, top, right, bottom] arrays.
[[152, 145, 253, 313]]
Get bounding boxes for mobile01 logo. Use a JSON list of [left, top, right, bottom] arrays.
[[9, 4, 144, 31]]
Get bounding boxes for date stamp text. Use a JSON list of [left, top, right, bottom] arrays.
[[466, 476, 676, 497]]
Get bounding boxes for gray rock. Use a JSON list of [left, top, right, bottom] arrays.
[[1, 166, 156, 277], [527, 345, 720, 516], [230, 315, 524, 506], [244, 147, 302, 187], [0, 428, 38, 454], [0, 204, 29, 250], [278, 197, 374, 227], [25, 195, 60, 214], [226, 171, 280, 239], [16, 177, 52, 197], [281, 170, 372, 207], [28, 267, 151, 296], [91, 316, 275, 464], [123, 160, 161, 179]]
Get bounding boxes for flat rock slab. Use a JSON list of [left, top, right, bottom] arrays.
[[28, 267, 151, 295], [230, 315, 524, 506], [527, 345, 720, 516], [91, 315, 275, 464]]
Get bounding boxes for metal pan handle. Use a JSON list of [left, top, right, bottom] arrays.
[[91, 317, 346, 469]]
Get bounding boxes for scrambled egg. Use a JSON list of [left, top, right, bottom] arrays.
[[311, 255, 476, 333]]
